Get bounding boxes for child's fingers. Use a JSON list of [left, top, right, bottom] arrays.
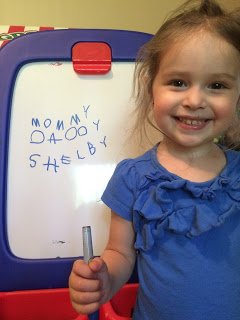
[[69, 271, 104, 315], [71, 259, 98, 279], [69, 261, 100, 295], [69, 273, 101, 291], [69, 257, 109, 315], [88, 257, 108, 274], [71, 287, 104, 305]]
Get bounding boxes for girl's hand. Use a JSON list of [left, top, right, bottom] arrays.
[[69, 257, 110, 315]]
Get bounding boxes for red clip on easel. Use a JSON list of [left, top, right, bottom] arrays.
[[72, 42, 111, 75]]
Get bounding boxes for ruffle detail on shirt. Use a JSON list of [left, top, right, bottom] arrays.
[[133, 171, 240, 251]]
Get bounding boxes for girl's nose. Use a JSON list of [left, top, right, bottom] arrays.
[[182, 86, 206, 110]]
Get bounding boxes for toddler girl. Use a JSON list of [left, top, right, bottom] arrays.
[[69, 0, 240, 319]]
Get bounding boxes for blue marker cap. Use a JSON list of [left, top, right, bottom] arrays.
[[82, 226, 94, 263]]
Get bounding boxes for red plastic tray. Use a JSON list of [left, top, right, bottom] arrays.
[[0, 288, 88, 320], [99, 283, 139, 320]]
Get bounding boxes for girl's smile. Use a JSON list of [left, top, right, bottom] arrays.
[[152, 31, 240, 154], [174, 116, 211, 130]]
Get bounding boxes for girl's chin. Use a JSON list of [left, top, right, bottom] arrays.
[[162, 135, 215, 149]]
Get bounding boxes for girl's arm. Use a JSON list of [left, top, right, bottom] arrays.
[[69, 210, 136, 315], [101, 210, 136, 300]]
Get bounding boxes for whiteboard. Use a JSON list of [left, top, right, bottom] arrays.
[[7, 61, 143, 259]]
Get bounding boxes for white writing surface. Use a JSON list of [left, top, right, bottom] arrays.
[[7, 61, 142, 259]]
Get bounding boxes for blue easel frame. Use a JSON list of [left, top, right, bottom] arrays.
[[0, 29, 152, 292]]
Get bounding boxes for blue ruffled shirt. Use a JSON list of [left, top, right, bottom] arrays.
[[101, 145, 240, 320]]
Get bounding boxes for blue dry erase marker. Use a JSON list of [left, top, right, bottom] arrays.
[[82, 226, 94, 263]]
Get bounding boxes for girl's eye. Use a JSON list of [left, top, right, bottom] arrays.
[[170, 80, 186, 88], [209, 82, 226, 90]]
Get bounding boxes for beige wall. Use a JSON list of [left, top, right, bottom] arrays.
[[0, 0, 239, 35]]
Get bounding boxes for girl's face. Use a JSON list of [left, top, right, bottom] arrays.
[[152, 32, 240, 151]]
